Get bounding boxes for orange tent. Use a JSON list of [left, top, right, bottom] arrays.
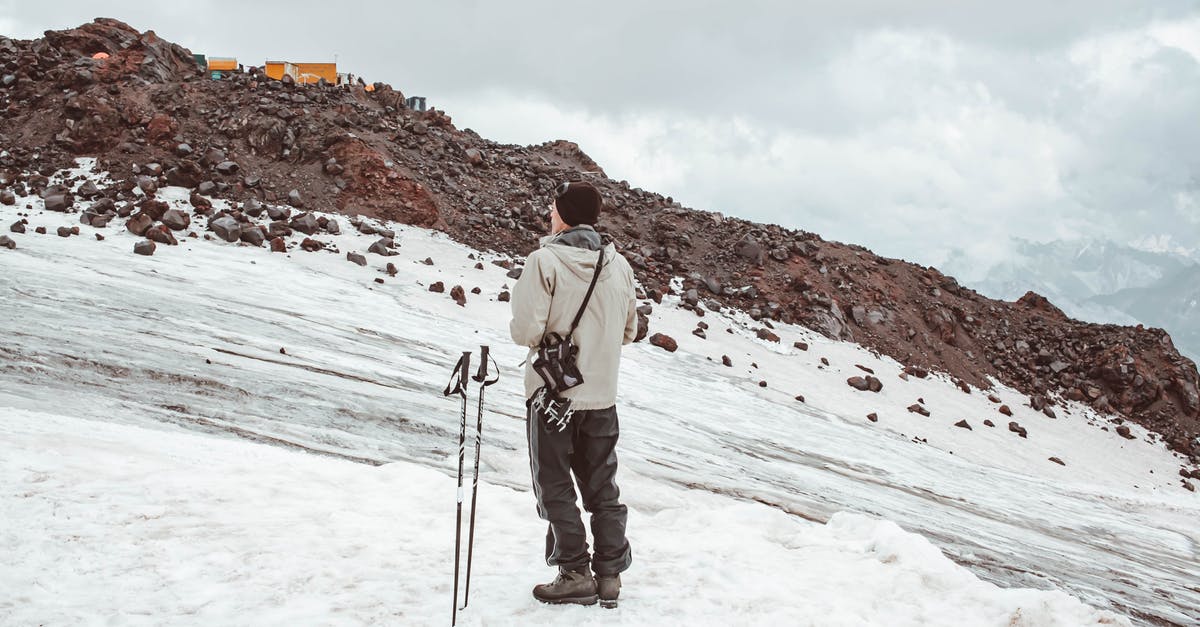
[[92, 52, 110, 59]]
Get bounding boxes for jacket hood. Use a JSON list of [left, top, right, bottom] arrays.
[[540, 227, 620, 281]]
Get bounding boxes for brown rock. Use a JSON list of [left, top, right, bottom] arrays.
[[240, 226, 266, 247], [1008, 422, 1028, 438], [649, 333, 678, 352], [291, 212, 319, 235], [56, 226, 73, 238], [866, 412, 878, 422], [907, 404, 930, 417], [429, 281, 445, 293], [133, 240, 155, 256], [299, 238, 324, 252], [44, 193, 72, 212], [189, 192, 211, 211], [998, 405, 1013, 416], [270, 237, 287, 253], [847, 377, 871, 391], [450, 285, 466, 307], [0, 235, 15, 250], [1049, 457, 1065, 466], [161, 209, 190, 231], [721, 355, 732, 367], [126, 213, 152, 236], [368, 237, 398, 256], [1116, 425, 1135, 440], [755, 328, 780, 343], [145, 224, 178, 245]]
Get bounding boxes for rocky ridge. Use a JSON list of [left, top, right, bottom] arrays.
[[1, 18, 1197, 459]]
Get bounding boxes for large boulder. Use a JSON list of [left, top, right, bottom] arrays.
[[649, 333, 678, 352], [44, 193, 72, 212], [165, 161, 204, 188], [125, 213, 152, 236], [242, 197, 264, 217], [847, 377, 871, 391], [161, 209, 190, 231], [368, 237, 398, 256], [290, 212, 319, 235], [209, 215, 241, 242], [145, 224, 178, 245], [136, 175, 157, 195], [240, 226, 266, 247], [736, 236, 764, 265]]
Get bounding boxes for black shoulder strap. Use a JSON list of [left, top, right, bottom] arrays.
[[567, 248, 605, 338]]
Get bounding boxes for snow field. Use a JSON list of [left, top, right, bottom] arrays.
[[1, 158, 1197, 623], [1, 409, 1129, 626]]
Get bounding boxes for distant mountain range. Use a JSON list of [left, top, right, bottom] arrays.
[[944, 238, 1199, 363]]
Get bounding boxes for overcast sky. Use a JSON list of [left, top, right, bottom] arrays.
[[4, 1, 1199, 270]]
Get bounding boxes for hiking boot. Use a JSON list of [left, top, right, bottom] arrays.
[[532, 566, 598, 605], [596, 573, 621, 609]]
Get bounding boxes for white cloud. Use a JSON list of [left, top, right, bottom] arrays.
[[4, 4, 1199, 272]]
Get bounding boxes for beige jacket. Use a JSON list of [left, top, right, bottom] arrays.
[[509, 230, 638, 410]]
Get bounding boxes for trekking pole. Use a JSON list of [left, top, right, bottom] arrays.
[[462, 345, 500, 611], [443, 351, 471, 627]]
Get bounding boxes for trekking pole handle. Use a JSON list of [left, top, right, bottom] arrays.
[[473, 345, 500, 385], [444, 351, 472, 397], [474, 345, 490, 382], [459, 351, 471, 391]]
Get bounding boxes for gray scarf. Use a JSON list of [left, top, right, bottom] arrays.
[[544, 225, 602, 251]]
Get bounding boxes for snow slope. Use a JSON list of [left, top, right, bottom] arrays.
[[1, 408, 1132, 626], [1, 160, 1198, 624]]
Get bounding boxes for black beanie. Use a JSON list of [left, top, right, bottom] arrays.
[[554, 182, 603, 226]]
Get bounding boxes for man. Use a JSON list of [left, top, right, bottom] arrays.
[[509, 181, 638, 608]]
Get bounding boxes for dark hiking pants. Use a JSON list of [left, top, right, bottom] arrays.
[[526, 402, 632, 576]]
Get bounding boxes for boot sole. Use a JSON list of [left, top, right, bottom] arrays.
[[535, 594, 598, 606], [599, 598, 618, 609]]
